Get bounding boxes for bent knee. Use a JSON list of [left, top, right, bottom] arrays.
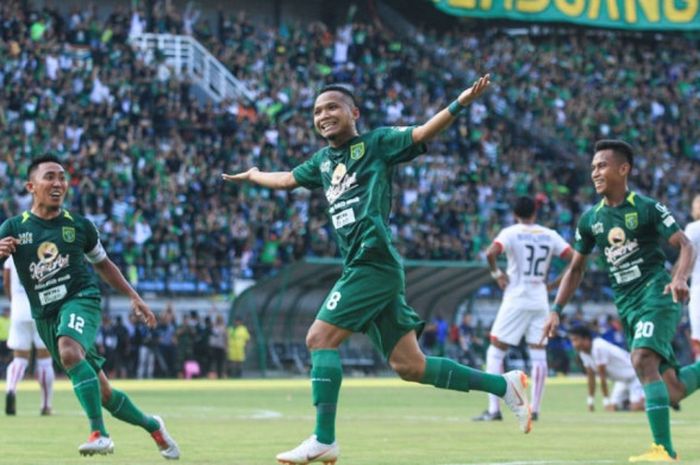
[[59, 348, 83, 369], [390, 360, 423, 382]]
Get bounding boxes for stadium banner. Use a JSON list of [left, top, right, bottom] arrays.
[[433, 0, 700, 31]]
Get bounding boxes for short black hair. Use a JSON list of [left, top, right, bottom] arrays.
[[568, 325, 594, 340], [513, 196, 536, 219], [27, 155, 64, 180], [594, 139, 634, 168], [317, 84, 358, 107]]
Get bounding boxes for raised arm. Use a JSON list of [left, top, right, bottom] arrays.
[[221, 167, 299, 190], [541, 251, 588, 342], [92, 257, 157, 327], [411, 74, 490, 145], [664, 230, 696, 303]]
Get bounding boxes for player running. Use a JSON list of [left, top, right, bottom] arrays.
[[685, 194, 700, 361], [223, 75, 532, 465], [4, 254, 55, 415], [543, 140, 700, 462], [473, 196, 572, 422], [0, 156, 180, 459], [569, 325, 644, 412]]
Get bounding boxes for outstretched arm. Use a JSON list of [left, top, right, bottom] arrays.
[[664, 230, 695, 303], [93, 258, 157, 327], [221, 167, 299, 190], [411, 74, 490, 144], [540, 251, 588, 342]]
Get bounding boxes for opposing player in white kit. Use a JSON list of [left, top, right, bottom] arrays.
[[685, 194, 700, 361], [569, 325, 644, 411], [4, 255, 54, 415], [474, 196, 572, 422]]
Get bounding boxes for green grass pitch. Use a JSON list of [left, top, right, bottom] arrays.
[[2, 377, 699, 465]]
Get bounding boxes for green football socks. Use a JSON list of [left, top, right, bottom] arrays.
[[67, 360, 108, 436], [679, 361, 700, 398], [104, 388, 160, 433], [643, 380, 676, 458], [311, 349, 342, 445], [420, 356, 507, 396]]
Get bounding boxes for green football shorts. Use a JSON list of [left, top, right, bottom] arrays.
[[316, 257, 424, 359], [35, 297, 105, 372], [618, 276, 680, 373]]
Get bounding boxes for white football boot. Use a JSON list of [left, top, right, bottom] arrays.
[[151, 415, 181, 460], [502, 370, 532, 433], [276, 435, 339, 465], [78, 432, 115, 456]]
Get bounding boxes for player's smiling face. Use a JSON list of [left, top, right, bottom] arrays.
[[313, 91, 359, 145], [27, 162, 68, 211], [591, 149, 628, 197]]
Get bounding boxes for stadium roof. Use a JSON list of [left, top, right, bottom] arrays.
[[230, 257, 490, 348]]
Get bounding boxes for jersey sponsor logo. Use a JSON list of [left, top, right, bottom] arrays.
[[331, 208, 356, 229], [18, 232, 33, 245], [30, 241, 70, 283], [320, 159, 331, 173], [607, 227, 626, 246], [592, 222, 604, 235], [62, 226, 76, 243], [325, 163, 358, 205], [350, 142, 365, 160], [392, 126, 410, 132], [624, 213, 638, 230], [604, 227, 639, 267]]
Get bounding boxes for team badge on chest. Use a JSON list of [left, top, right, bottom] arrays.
[[62, 226, 76, 243], [350, 142, 365, 160], [624, 213, 638, 230]]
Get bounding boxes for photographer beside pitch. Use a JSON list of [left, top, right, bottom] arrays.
[[543, 140, 700, 462], [223, 75, 533, 465]]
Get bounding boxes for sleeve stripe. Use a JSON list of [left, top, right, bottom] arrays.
[[559, 246, 572, 258], [492, 241, 504, 254]]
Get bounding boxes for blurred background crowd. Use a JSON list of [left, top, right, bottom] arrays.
[[0, 0, 698, 377], [0, 0, 697, 299]]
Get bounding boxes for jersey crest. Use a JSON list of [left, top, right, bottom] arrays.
[[62, 226, 76, 243], [350, 142, 365, 160], [625, 213, 638, 230]]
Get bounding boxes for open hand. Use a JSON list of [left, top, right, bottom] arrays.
[[664, 277, 689, 304], [457, 74, 491, 106], [132, 296, 157, 328], [222, 167, 259, 183]]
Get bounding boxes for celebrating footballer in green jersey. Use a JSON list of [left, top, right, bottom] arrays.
[[0, 156, 180, 460], [543, 140, 699, 462], [223, 75, 534, 465]]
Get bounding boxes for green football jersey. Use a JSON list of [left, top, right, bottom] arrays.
[[293, 126, 426, 266], [574, 191, 680, 298], [0, 210, 104, 319]]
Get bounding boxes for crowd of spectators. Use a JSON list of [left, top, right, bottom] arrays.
[[0, 1, 698, 301], [94, 303, 249, 379]]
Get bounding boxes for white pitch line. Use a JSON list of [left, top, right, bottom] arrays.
[[442, 461, 616, 465]]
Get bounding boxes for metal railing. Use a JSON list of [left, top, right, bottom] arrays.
[[129, 33, 256, 103]]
